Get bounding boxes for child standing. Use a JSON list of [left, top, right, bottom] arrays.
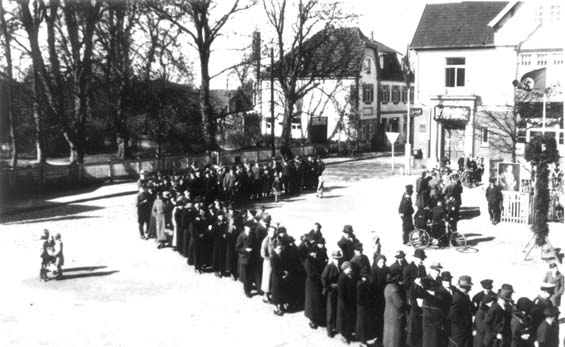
[[52, 233, 64, 279], [272, 172, 282, 202], [316, 174, 325, 198], [39, 229, 52, 281]]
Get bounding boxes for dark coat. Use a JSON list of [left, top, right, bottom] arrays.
[[224, 222, 239, 275], [483, 301, 512, 346], [383, 282, 407, 347], [474, 304, 490, 347], [336, 273, 357, 337], [510, 310, 535, 347], [406, 284, 424, 347], [422, 289, 447, 347], [532, 296, 553, 331], [356, 278, 373, 342], [235, 232, 254, 285], [448, 289, 474, 347], [303, 256, 326, 325], [211, 221, 228, 272], [536, 320, 559, 347], [322, 262, 340, 333], [371, 265, 388, 341], [337, 235, 356, 261], [270, 253, 287, 305]]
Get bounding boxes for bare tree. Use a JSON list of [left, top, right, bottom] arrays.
[[150, 0, 255, 150], [0, 0, 18, 166], [263, 0, 359, 142]]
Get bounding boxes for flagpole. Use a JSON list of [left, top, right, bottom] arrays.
[[404, 45, 412, 175]]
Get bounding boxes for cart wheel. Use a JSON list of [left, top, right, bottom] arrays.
[[409, 229, 431, 249], [450, 232, 467, 248]]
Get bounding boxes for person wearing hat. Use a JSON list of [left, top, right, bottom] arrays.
[[188, 208, 208, 272], [322, 250, 343, 338], [474, 292, 497, 347], [404, 249, 427, 347], [429, 262, 443, 282], [532, 282, 556, 330], [39, 229, 53, 281], [149, 191, 167, 247], [253, 214, 270, 294], [303, 242, 327, 329], [543, 263, 564, 307], [211, 213, 228, 277], [371, 254, 388, 343], [448, 276, 474, 347], [338, 225, 357, 261], [483, 286, 513, 347], [535, 307, 560, 347], [355, 269, 374, 347], [336, 261, 357, 344], [383, 265, 407, 347], [415, 170, 431, 209], [421, 276, 444, 347], [351, 241, 370, 283], [437, 271, 456, 346], [136, 185, 153, 240], [472, 279, 495, 315], [235, 222, 257, 297], [399, 184, 415, 245], [485, 178, 503, 225], [270, 243, 288, 316], [389, 250, 409, 279], [260, 226, 276, 303], [511, 297, 535, 347]]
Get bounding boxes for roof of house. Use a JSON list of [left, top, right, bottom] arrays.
[[411, 2, 508, 50], [265, 27, 401, 79]]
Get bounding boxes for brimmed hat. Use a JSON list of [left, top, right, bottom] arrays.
[[343, 225, 354, 234], [480, 279, 494, 290], [458, 275, 473, 287], [406, 184, 414, 191], [331, 250, 343, 259], [375, 254, 387, 263], [395, 250, 406, 259], [441, 271, 453, 281], [422, 276, 439, 290], [541, 282, 556, 291], [544, 307, 560, 317], [498, 290, 513, 301], [516, 297, 533, 312], [500, 283, 515, 293], [430, 262, 443, 270], [413, 249, 427, 260], [481, 292, 497, 305]]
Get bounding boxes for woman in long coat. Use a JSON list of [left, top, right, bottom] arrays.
[[303, 250, 327, 328], [225, 214, 239, 280], [371, 255, 388, 343], [336, 262, 357, 343], [270, 244, 287, 315], [260, 227, 276, 302], [189, 209, 207, 273], [356, 271, 373, 345], [149, 193, 166, 242], [383, 267, 406, 347], [211, 214, 228, 277]]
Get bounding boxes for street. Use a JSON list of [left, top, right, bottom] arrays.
[[1, 157, 563, 346]]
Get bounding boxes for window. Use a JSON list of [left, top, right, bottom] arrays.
[[410, 87, 414, 104], [553, 52, 563, 65], [402, 87, 408, 103], [537, 54, 547, 66], [536, 4, 562, 23], [381, 85, 390, 104], [291, 123, 301, 130], [363, 84, 374, 104], [481, 128, 489, 145], [445, 57, 465, 87], [392, 86, 401, 104], [520, 54, 531, 66], [362, 57, 372, 74]]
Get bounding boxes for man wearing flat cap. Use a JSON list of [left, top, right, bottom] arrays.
[[472, 279, 495, 315], [536, 307, 560, 347], [399, 184, 415, 245], [322, 250, 343, 338], [448, 276, 474, 347]]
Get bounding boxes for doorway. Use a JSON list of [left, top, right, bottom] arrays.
[[442, 127, 465, 163]]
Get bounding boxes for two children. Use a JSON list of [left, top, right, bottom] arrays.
[[39, 229, 64, 281]]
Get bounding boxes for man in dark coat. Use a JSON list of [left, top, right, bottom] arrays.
[[405, 249, 427, 347], [483, 286, 513, 347], [303, 249, 327, 328], [472, 279, 495, 315], [536, 307, 559, 347], [371, 254, 389, 344], [350, 242, 371, 283], [532, 282, 555, 331], [336, 261, 357, 344], [136, 186, 153, 239], [189, 208, 208, 273], [322, 250, 342, 338], [438, 272, 456, 345], [416, 171, 430, 209], [235, 223, 256, 297], [211, 214, 228, 277], [399, 184, 415, 245], [485, 179, 503, 225], [448, 276, 474, 347], [475, 292, 497, 347], [421, 276, 444, 347], [270, 244, 288, 315], [356, 270, 373, 346]]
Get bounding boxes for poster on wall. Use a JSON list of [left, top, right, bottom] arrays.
[[497, 162, 520, 192]]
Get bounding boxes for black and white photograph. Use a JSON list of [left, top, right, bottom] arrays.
[[0, 1, 564, 346]]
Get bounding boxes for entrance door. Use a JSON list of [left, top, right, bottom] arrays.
[[443, 128, 465, 163]]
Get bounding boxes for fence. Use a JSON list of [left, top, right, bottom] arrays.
[[0, 145, 315, 195], [501, 191, 532, 224]]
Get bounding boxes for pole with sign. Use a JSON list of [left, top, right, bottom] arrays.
[[386, 131, 400, 174]]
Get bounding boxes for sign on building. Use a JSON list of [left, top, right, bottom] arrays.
[[433, 106, 471, 122]]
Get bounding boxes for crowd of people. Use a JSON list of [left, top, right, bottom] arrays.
[[398, 170, 465, 246]]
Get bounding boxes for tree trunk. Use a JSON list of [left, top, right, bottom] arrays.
[[281, 101, 295, 143], [199, 54, 216, 149], [533, 162, 550, 246], [0, 0, 17, 167]]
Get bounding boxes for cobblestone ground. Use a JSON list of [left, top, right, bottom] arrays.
[[1, 157, 563, 346]]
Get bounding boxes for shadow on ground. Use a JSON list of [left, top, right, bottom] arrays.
[[459, 206, 481, 220], [54, 270, 120, 281], [0, 204, 104, 225], [465, 235, 496, 247]]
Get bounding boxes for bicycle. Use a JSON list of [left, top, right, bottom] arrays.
[[409, 220, 467, 249], [459, 169, 476, 188]]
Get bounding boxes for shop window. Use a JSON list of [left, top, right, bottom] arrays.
[[381, 85, 390, 104], [392, 86, 401, 104], [445, 57, 465, 87], [363, 84, 374, 104]]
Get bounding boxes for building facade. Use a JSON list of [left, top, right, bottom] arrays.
[[410, 1, 563, 168], [258, 27, 412, 150]]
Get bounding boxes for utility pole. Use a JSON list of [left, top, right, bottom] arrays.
[[270, 46, 275, 157], [404, 46, 412, 175]]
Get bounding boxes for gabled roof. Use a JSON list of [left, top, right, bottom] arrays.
[[411, 2, 508, 50]]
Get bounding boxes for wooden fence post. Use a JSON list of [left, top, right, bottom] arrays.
[[108, 160, 114, 182]]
